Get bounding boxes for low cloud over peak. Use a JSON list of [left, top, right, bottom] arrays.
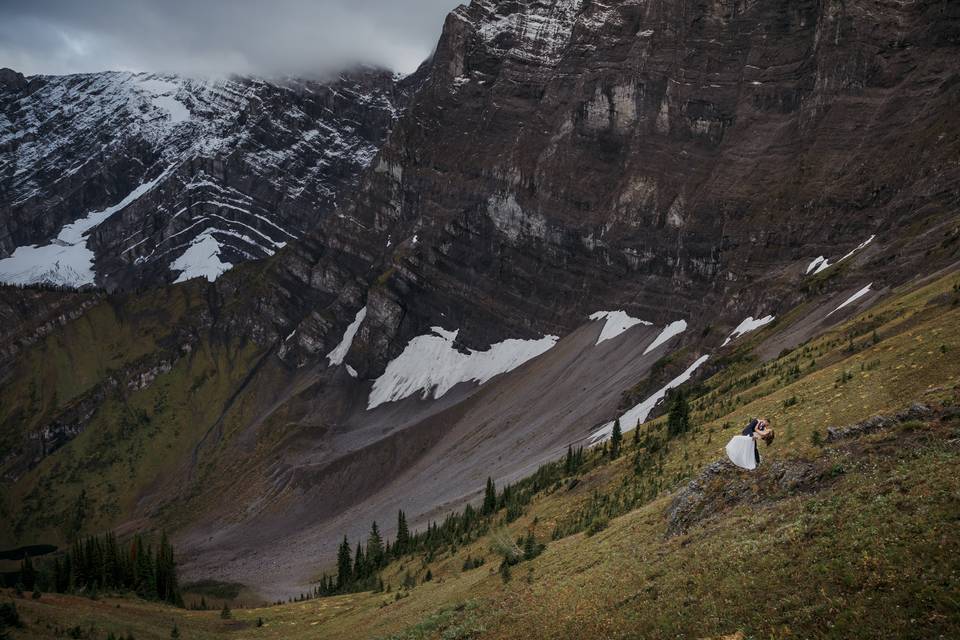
[[0, 0, 460, 77]]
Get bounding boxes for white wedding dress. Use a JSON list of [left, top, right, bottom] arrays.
[[726, 435, 759, 470]]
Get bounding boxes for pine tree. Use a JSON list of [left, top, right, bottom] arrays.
[[353, 542, 366, 582], [482, 477, 497, 515], [395, 510, 410, 556], [523, 531, 537, 560], [336, 537, 352, 591], [633, 421, 641, 446], [667, 389, 691, 437], [610, 419, 623, 458], [564, 445, 573, 474], [366, 522, 384, 569], [220, 603, 231, 619], [133, 535, 154, 597]]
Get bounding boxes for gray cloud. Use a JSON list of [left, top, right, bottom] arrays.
[[0, 0, 462, 77]]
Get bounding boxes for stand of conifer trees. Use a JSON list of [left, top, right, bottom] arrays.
[[315, 443, 593, 599], [37, 532, 184, 606]]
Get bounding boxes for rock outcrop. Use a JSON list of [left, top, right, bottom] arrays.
[[825, 403, 934, 442]]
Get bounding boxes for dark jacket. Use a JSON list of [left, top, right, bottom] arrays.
[[741, 419, 760, 464]]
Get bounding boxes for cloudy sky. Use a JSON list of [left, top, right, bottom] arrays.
[[0, 0, 462, 77]]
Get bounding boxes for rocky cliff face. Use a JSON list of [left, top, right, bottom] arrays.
[[1, 0, 959, 601], [263, 0, 960, 377], [0, 67, 405, 289]]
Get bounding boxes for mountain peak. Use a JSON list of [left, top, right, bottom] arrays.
[[0, 67, 27, 90]]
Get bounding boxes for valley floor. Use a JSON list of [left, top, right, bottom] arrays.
[[4, 273, 959, 639]]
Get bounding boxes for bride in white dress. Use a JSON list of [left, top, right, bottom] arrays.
[[726, 418, 775, 470]]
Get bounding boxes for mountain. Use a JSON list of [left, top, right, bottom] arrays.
[[5, 269, 960, 638], [0, 67, 406, 289], [1, 0, 959, 608]]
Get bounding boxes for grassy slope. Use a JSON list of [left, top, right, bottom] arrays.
[[3, 272, 959, 639], [0, 282, 271, 548]]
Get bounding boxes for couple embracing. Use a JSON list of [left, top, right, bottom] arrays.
[[726, 417, 775, 470]]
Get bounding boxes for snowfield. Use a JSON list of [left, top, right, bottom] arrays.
[[827, 284, 873, 317], [722, 315, 775, 347], [0, 170, 168, 287], [643, 320, 687, 355], [170, 230, 233, 283], [136, 78, 191, 124], [589, 310, 651, 344], [368, 327, 558, 409]]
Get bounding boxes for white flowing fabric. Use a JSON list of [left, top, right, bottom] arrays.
[[726, 435, 759, 470]]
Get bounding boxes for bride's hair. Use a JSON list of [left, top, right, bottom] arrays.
[[761, 429, 775, 446]]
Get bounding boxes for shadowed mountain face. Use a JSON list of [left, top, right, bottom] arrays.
[[1, 0, 959, 600], [0, 67, 406, 289], [264, 0, 960, 377]]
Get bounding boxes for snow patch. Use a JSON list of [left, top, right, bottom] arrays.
[[826, 284, 873, 317], [475, 0, 585, 65], [806, 235, 875, 276], [137, 78, 191, 124], [327, 306, 367, 367], [590, 354, 711, 444], [0, 171, 167, 287], [721, 315, 775, 347], [643, 320, 687, 355], [170, 230, 232, 283], [589, 310, 651, 345], [838, 235, 875, 263], [806, 256, 828, 274], [368, 327, 558, 410]]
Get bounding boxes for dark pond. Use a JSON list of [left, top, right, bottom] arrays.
[[0, 544, 58, 561]]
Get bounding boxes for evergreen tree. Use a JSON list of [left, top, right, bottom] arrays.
[[220, 603, 231, 619], [366, 522, 384, 569], [523, 532, 537, 560], [667, 389, 691, 437], [482, 477, 497, 515], [564, 445, 574, 474], [610, 419, 623, 459], [633, 421, 641, 446], [133, 535, 154, 597], [336, 537, 352, 591], [395, 510, 410, 556], [153, 532, 182, 606], [352, 543, 366, 582]]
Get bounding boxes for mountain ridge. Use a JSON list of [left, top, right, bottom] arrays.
[[0, 66, 407, 289]]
